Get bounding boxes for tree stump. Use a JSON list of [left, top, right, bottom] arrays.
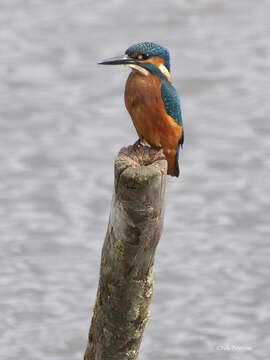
[[84, 145, 167, 360]]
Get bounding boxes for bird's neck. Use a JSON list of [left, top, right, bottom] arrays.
[[126, 62, 171, 82]]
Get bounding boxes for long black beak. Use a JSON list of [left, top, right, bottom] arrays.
[[98, 54, 136, 65]]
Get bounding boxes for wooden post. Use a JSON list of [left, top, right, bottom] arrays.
[[84, 145, 167, 360]]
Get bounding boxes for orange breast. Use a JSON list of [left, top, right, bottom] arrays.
[[124, 71, 182, 150]]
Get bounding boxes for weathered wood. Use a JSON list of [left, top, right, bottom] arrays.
[[84, 145, 167, 360]]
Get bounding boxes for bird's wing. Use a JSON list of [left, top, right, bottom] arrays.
[[161, 80, 183, 127], [161, 80, 184, 158]]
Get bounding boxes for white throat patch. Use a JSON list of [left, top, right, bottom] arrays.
[[159, 64, 171, 82], [126, 64, 149, 76]]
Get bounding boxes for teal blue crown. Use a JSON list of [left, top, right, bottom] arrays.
[[125, 42, 170, 72]]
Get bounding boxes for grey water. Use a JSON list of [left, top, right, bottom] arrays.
[[1, 1, 270, 359]]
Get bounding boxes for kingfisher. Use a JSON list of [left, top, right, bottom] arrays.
[[99, 42, 184, 177]]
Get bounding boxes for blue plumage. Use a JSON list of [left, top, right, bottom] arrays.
[[126, 48, 181, 127], [134, 55, 184, 160], [161, 80, 182, 126], [134, 61, 182, 126], [126, 42, 170, 71], [99, 41, 184, 176], [136, 61, 184, 158], [125, 42, 181, 126], [139, 62, 164, 79], [161, 80, 183, 159]]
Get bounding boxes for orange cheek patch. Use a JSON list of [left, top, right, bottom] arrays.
[[144, 56, 164, 67]]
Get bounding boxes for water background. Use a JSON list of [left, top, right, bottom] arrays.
[[1, 1, 270, 359]]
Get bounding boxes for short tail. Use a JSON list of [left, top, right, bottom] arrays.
[[167, 130, 184, 177]]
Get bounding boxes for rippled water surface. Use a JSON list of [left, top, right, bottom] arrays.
[[1, 1, 270, 359]]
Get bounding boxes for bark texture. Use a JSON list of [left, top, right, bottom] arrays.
[[84, 145, 167, 360]]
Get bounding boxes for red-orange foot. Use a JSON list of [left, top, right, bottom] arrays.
[[132, 139, 142, 151]]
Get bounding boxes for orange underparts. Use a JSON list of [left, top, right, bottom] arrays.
[[124, 70, 182, 176]]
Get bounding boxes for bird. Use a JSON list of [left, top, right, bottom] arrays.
[[99, 42, 184, 177]]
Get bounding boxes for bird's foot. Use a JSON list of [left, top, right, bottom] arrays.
[[132, 138, 142, 151]]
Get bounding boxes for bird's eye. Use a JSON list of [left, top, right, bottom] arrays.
[[142, 53, 150, 60], [137, 54, 150, 60]]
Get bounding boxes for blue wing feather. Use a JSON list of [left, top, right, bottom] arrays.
[[161, 80, 183, 126], [161, 80, 183, 159], [139, 62, 182, 126]]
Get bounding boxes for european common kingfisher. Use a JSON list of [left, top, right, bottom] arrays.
[[99, 42, 184, 177]]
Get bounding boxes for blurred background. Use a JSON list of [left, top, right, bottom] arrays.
[[1, 1, 270, 359]]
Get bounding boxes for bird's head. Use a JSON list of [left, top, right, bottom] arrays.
[[99, 42, 171, 81]]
